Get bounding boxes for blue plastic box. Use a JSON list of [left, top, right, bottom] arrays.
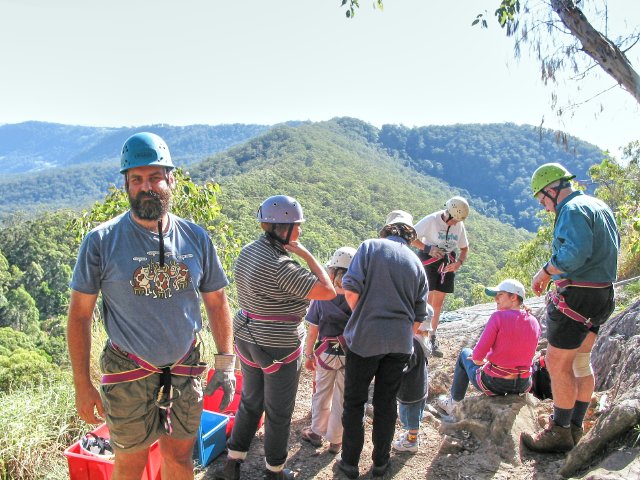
[[194, 410, 229, 467]]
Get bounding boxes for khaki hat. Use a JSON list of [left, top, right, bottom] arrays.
[[485, 279, 526, 300], [385, 210, 414, 228]]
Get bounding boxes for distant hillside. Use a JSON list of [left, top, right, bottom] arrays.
[[189, 120, 532, 307], [332, 118, 604, 230], [0, 121, 271, 174], [0, 119, 605, 232]]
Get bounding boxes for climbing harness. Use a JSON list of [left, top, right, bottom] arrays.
[[422, 252, 455, 285], [236, 311, 303, 374], [475, 362, 532, 397], [313, 336, 348, 371], [235, 344, 302, 374], [546, 279, 612, 330], [102, 340, 206, 434]]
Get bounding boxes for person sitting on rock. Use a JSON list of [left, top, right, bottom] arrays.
[[436, 279, 541, 416]]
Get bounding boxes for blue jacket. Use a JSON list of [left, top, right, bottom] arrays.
[[342, 236, 429, 357], [550, 191, 619, 283]]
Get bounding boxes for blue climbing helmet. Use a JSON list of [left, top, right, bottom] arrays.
[[120, 132, 175, 173]]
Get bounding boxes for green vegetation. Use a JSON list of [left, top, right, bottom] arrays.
[[191, 120, 532, 308], [0, 375, 80, 480], [0, 119, 602, 233], [376, 122, 602, 230]]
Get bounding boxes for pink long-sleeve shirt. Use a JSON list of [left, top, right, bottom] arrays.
[[472, 309, 541, 375]]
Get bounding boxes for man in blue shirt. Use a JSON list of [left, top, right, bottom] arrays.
[[68, 133, 236, 480], [522, 163, 619, 454], [338, 210, 429, 479]]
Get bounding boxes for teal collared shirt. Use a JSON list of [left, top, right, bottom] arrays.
[[549, 191, 619, 283]]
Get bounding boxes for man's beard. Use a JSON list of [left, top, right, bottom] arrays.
[[129, 189, 172, 220]]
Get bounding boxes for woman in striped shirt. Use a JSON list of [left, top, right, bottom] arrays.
[[215, 195, 335, 480]]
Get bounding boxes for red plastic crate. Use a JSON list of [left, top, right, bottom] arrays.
[[64, 423, 161, 480], [203, 369, 264, 436]]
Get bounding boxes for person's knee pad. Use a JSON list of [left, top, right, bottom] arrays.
[[573, 352, 593, 377]]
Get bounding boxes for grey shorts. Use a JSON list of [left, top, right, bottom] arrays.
[[99, 341, 204, 452]]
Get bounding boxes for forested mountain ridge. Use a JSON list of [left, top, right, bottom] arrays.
[[335, 118, 603, 230], [0, 119, 603, 232], [189, 120, 532, 308], [0, 121, 271, 174]]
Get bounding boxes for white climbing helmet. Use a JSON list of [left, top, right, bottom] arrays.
[[445, 196, 470, 221], [326, 246, 357, 269]]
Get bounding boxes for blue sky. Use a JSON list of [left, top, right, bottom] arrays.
[[1, 0, 638, 155]]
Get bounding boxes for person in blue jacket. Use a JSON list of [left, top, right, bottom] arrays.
[[337, 210, 429, 479], [522, 163, 619, 454]]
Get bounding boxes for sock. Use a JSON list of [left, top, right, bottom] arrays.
[[553, 406, 573, 428], [571, 400, 589, 428]]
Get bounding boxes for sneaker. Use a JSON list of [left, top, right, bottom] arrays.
[[521, 420, 574, 453], [328, 442, 342, 454], [435, 395, 458, 416], [431, 336, 444, 358], [571, 423, 584, 445], [214, 458, 242, 480], [392, 431, 419, 453], [337, 459, 359, 479], [301, 427, 323, 447]]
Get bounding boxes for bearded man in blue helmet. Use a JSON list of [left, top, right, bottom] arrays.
[[68, 132, 236, 480]]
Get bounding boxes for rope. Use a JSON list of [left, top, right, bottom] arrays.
[[613, 275, 640, 288]]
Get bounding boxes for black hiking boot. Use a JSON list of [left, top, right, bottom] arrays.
[[214, 458, 242, 480]]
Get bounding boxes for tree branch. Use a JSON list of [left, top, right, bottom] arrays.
[[550, 0, 640, 104]]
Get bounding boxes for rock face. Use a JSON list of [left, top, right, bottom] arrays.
[[560, 299, 640, 478], [440, 394, 541, 465]]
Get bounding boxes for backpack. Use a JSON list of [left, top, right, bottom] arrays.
[[531, 354, 553, 400]]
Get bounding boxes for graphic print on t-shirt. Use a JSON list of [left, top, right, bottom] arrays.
[[130, 252, 192, 299]]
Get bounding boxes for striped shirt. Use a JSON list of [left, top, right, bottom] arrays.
[[233, 235, 318, 347]]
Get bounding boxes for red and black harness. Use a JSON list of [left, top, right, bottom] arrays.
[[313, 335, 348, 370], [102, 340, 206, 434], [422, 252, 455, 285], [235, 310, 303, 374], [475, 362, 532, 397], [546, 279, 612, 329]]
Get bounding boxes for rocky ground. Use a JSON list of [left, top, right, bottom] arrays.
[[197, 297, 640, 480]]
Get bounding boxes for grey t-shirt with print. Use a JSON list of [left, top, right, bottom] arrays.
[[70, 211, 228, 365]]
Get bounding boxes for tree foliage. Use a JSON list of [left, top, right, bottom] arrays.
[[190, 119, 532, 307], [488, 0, 640, 106], [589, 142, 640, 275], [343, 1, 640, 119]]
